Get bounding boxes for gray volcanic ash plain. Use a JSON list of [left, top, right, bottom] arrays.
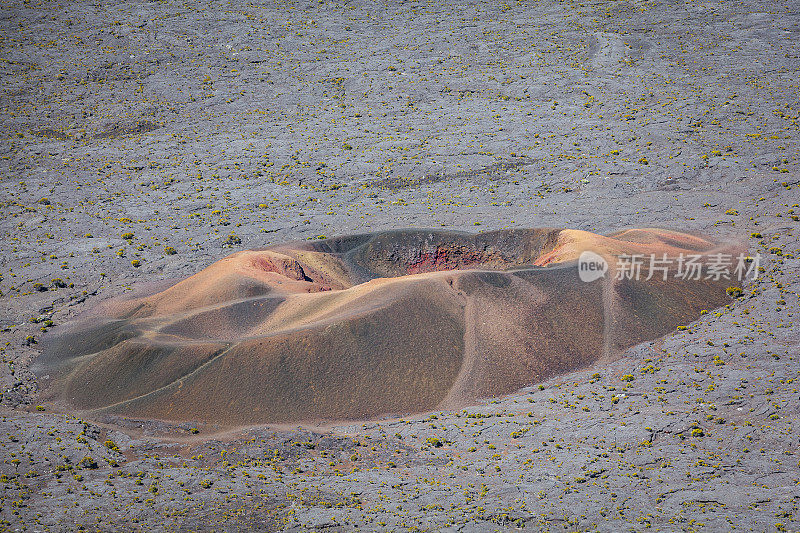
[[1, 0, 799, 530]]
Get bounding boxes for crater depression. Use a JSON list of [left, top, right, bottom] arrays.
[[33, 228, 740, 427]]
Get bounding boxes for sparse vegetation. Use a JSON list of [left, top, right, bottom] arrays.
[[0, 0, 797, 530], [726, 286, 744, 298]]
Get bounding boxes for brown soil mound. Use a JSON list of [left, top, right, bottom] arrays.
[[33, 228, 742, 426]]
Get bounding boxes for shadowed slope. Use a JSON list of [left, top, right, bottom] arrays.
[[33, 228, 742, 426]]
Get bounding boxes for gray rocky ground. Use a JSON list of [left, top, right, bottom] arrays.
[[0, 0, 799, 530]]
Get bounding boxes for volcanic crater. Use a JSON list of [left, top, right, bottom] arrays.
[[33, 228, 740, 427]]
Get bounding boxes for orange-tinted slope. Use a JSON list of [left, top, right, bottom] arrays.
[[33, 228, 742, 426]]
